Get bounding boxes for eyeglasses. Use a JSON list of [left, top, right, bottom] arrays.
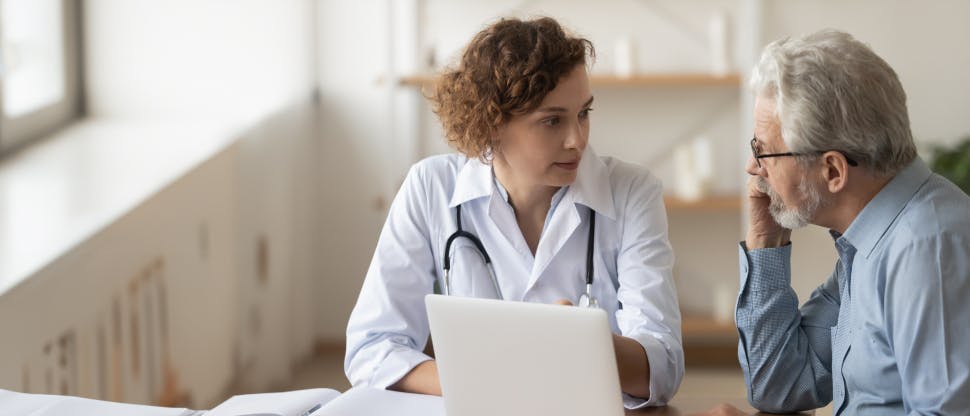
[[750, 137, 859, 169]]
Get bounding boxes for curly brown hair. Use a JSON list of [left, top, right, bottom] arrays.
[[429, 17, 594, 161]]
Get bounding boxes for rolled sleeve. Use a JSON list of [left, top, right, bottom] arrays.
[[620, 333, 682, 408], [352, 337, 434, 389], [615, 171, 683, 408], [344, 163, 438, 389]]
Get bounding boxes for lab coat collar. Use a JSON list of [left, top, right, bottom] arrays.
[[570, 147, 617, 220], [447, 147, 617, 221], [448, 155, 493, 208]]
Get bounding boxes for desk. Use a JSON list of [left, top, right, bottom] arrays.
[[626, 398, 814, 415]]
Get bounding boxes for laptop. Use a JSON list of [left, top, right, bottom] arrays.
[[424, 294, 625, 416]]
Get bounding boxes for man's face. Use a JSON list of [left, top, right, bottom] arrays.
[[749, 97, 829, 229]]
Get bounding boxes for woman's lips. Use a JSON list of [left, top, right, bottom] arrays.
[[555, 161, 580, 170]]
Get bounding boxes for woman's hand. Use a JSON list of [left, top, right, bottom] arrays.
[[690, 403, 750, 416], [554, 298, 652, 399]]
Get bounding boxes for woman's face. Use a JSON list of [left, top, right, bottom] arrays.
[[493, 64, 593, 189]]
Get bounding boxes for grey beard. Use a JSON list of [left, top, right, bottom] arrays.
[[756, 176, 824, 230]]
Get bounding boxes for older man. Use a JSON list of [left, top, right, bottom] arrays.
[[716, 30, 970, 415]]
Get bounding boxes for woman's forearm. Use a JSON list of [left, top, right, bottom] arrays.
[[613, 333, 651, 399], [388, 360, 442, 396]]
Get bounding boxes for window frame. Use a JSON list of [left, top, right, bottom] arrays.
[[0, 0, 83, 157]]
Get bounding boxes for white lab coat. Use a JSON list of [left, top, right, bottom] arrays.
[[344, 147, 683, 408]]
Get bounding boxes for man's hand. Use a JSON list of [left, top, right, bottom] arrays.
[[745, 176, 791, 249]]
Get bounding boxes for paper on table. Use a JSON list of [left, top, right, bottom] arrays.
[[315, 387, 444, 416], [0, 389, 198, 416], [205, 388, 340, 416]]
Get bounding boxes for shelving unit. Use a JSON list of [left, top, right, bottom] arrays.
[[398, 73, 742, 88], [682, 315, 740, 366], [664, 195, 742, 212], [682, 315, 738, 343]]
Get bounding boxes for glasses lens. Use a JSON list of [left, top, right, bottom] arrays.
[[750, 138, 762, 168]]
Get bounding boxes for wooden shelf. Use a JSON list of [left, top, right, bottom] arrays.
[[664, 195, 741, 212], [396, 73, 742, 88], [682, 315, 738, 344], [590, 73, 742, 87], [682, 315, 739, 366]]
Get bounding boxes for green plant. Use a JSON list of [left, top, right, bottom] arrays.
[[931, 136, 970, 195]]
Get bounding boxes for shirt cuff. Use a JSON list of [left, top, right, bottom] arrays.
[[366, 344, 434, 389], [739, 241, 792, 293], [622, 333, 682, 408]]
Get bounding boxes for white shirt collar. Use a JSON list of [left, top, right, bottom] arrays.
[[448, 146, 617, 220]]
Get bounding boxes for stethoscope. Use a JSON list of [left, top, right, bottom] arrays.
[[442, 204, 598, 308]]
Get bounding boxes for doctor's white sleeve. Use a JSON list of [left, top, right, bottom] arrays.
[[614, 171, 684, 408], [344, 163, 437, 389]]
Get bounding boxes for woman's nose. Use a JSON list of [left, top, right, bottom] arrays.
[[565, 121, 587, 150]]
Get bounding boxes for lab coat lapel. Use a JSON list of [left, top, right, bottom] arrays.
[[526, 148, 615, 290], [527, 194, 582, 289], [487, 191, 531, 260]]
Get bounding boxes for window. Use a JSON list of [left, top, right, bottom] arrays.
[[0, 0, 81, 156]]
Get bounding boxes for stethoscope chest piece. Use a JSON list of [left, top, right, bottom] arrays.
[[445, 204, 599, 307], [577, 291, 598, 309]]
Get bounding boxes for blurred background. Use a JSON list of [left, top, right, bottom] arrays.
[[0, 0, 968, 412]]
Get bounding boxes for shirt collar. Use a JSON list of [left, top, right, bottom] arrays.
[[447, 146, 617, 220], [840, 157, 933, 259]]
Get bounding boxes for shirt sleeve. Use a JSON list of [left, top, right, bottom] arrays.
[[613, 172, 684, 408], [736, 242, 838, 413], [344, 163, 437, 389], [884, 233, 970, 414]]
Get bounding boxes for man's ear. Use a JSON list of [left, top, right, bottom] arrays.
[[820, 151, 850, 193]]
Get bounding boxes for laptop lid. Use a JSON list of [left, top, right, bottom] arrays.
[[425, 294, 625, 416]]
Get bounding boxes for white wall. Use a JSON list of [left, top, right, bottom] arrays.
[[313, 0, 397, 340], [84, 0, 322, 389], [84, 0, 316, 122]]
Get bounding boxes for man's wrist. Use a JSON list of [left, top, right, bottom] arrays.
[[745, 230, 791, 249]]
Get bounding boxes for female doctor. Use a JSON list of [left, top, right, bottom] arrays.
[[344, 17, 683, 408]]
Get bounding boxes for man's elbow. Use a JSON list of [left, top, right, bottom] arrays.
[[748, 387, 821, 414]]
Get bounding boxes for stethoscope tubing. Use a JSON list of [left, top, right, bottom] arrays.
[[442, 204, 596, 307]]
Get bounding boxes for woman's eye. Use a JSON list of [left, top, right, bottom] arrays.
[[579, 107, 593, 119], [542, 117, 561, 126]]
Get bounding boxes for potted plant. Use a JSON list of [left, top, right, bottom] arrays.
[[930, 135, 970, 195]]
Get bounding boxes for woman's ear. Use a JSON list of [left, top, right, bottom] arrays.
[[820, 151, 850, 193], [490, 125, 505, 152]]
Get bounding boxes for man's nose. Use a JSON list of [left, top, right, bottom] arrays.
[[745, 156, 763, 176]]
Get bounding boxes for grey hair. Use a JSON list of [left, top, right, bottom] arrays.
[[750, 29, 916, 177]]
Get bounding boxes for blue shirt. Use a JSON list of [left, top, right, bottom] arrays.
[[736, 158, 970, 415]]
